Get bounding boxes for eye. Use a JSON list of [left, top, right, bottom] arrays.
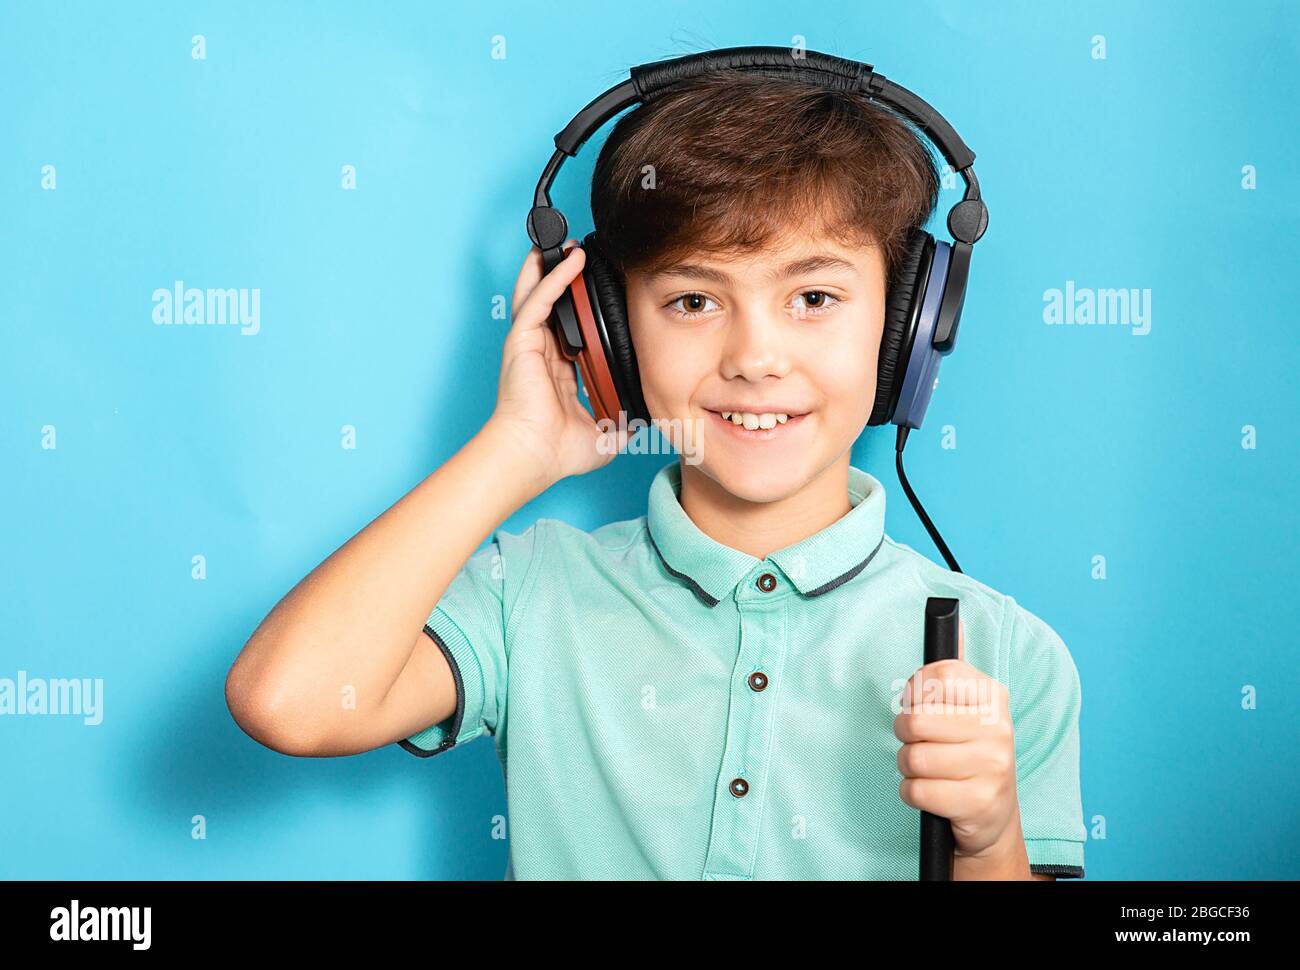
[[663, 290, 843, 320], [790, 290, 841, 318], [664, 292, 720, 319]]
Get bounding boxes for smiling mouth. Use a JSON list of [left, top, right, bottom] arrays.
[[704, 409, 810, 441]]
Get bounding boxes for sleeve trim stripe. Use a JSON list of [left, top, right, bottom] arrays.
[[1029, 863, 1086, 879], [396, 622, 469, 758]]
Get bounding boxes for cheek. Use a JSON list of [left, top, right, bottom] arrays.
[[814, 311, 884, 419], [627, 308, 693, 414]]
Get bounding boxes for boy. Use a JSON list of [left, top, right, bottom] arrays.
[[225, 67, 1086, 881]]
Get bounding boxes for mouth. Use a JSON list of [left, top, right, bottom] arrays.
[[704, 409, 811, 442]]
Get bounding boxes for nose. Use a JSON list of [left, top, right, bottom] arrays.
[[718, 303, 794, 384]]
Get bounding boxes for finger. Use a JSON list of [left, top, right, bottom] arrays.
[[905, 659, 988, 709], [539, 306, 571, 367], [511, 242, 586, 336], [893, 704, 990, 744], [571, 394, 598, 429], [512, 247, 544, 319], [512, 238, 579, 319], [548, 352, 579, 392], [898, 776, 976, 819], [896, 739, 982, 780]]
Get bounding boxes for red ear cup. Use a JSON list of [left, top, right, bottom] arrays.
[[559, 265, 625, 426], [580, 231, 650, 426]]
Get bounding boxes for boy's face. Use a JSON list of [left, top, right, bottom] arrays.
[[624, 227, 887, 503]]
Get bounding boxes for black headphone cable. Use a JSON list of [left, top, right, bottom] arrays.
[[894, 425, 962, 574]]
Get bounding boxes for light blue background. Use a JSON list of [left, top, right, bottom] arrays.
[[2, 0, 1296, 880]]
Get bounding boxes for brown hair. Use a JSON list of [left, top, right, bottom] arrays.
[[590, 68, 940, 288]]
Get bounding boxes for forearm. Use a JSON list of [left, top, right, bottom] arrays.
[[230, 418, 548, 722]]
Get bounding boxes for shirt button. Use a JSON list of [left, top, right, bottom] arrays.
[[757, 572, 777, 592], [729, 778, 749, 797], [747, 671, 768, 692]]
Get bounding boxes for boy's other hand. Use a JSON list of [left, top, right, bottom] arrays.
[[487, 240, 630, 489], [893, 620, 1024, 863]]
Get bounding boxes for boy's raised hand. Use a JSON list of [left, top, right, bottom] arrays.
[[893, 621, 1026, 867], [488, 240, 630, 489]]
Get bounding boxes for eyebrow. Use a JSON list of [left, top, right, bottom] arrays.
[[647, 254, 859, 286]]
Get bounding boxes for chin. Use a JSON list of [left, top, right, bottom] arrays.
[[696, 456, 814, 505]]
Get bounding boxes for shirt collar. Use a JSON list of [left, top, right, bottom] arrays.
[[645, 461, 887, 606]]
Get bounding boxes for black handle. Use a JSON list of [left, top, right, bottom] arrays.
[[919, 597, 960, 881]]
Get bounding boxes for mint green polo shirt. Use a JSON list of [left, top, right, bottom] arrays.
[[401, 461, 1087, 880]]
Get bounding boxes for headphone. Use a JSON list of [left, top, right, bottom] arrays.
[[525, 45, 989, 572]]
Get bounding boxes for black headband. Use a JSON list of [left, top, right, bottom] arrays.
[[527, 45, 988, 256]]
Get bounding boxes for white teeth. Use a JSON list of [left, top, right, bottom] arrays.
[[719, 411, 791, 428]]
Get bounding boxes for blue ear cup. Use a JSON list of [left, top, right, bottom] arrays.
[[869, 227, 959, 430], [891, 238, 953, 430]]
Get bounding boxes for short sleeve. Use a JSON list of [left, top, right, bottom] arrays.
[[398, 520, 546, 758], [1004, 597, 1088, 878]]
